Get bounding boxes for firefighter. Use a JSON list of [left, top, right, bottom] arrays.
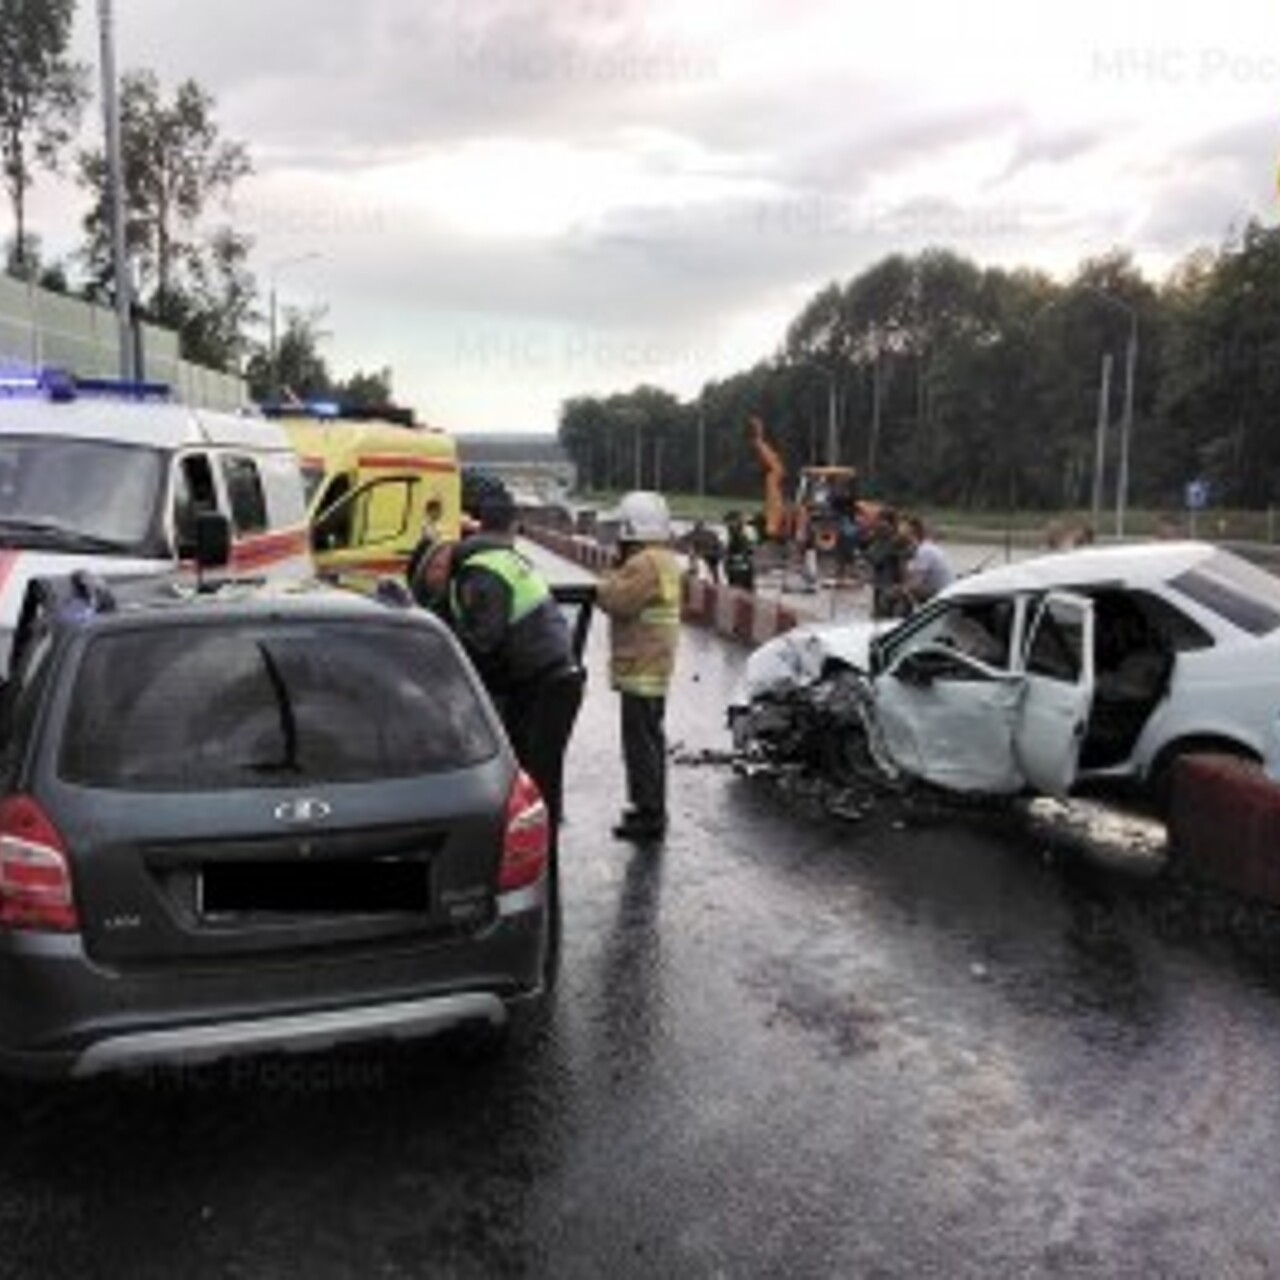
[[597, 491, 681, 842], [413, 476, 582, 832]]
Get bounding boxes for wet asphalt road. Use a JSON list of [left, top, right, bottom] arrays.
[[6, 621, 1280, 1278]]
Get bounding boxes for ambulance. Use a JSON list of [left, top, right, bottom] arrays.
[[272, 403, 461, 591], [0, 369, 311, 678]]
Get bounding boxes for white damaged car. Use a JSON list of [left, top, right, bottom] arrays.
[[729, 542, 1280, 802]]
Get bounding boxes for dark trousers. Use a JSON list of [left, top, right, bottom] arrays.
[[500, 667, 585, 833], [621, 692, 667, 820]]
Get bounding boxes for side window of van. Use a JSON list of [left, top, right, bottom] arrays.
[[173, 454, 218, 555], [363, 478, 414, 545], [221, 455, 268, 535]]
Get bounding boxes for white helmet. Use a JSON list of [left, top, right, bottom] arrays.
[[615, 490, 672, 543]]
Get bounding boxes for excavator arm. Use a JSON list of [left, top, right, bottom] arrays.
[[748, 415, 788, 540]]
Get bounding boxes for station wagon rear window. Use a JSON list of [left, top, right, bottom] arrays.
[[1170, 553, 1280, 636], [59, 622, 498, 789]]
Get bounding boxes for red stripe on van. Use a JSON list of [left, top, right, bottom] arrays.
[[340, 556, 408, 577], [356, 455, 456, 474], [229, 527, 310, 570], [0, 551, 18, 599]]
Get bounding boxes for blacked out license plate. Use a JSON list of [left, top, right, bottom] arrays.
[[200, 858, 429, 915]]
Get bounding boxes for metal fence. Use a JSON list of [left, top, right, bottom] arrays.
[[0, 274, 248, 410]]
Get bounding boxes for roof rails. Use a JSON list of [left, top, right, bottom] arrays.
[[0, 367, 171, 403], [259, 400, 417, 428]]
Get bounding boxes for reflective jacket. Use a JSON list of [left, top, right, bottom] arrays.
[[447, 538, 575, 694], [596, 543, 680, 696]]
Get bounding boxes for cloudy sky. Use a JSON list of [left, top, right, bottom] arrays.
[[28, 0, 1280, 429]]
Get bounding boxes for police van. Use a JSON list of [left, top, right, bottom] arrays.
[[271, 403, 461, 592], [0, 370, 311, 676]]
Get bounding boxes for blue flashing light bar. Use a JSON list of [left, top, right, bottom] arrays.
[[259, 400, 416, 427], [0, 368, 171, 402], [74, 376, 171, 401]]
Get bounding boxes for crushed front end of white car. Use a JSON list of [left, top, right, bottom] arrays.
[[728, 623, 902, 785]]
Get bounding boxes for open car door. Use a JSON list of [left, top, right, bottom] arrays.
[[311, 475, 421, 587], [876, 644, 1025, 793], [871, 595, 1025, 794], [1014, 591, 1095, 798]]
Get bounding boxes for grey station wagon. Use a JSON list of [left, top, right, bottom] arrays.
[[0, 573, 557, 1078]]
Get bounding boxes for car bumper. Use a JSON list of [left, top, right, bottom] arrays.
[[69, 989, 509, 1077], [0, 883, 547, 1079]]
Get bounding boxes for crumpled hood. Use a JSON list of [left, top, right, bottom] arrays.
[[731, 619, 887, 709]]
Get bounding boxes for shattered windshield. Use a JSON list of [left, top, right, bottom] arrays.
[[878, 597, 1017, 672], [0, 436, 165, 552]]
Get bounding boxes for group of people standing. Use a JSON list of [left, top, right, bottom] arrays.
[[864, 509, 955, 618], [685, 511, 757, 592], [402, 478, 954, 855], [685, 505, 955, 619], [407, 478, 680, 848]]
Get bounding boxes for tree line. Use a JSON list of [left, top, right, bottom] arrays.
[[559, 227, 1280, 514], [0, 0, 388, 404]]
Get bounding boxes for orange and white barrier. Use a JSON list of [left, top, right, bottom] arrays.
[[522, 527, 800, 647]]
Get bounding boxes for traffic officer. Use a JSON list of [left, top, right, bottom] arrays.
[[596, 490, 681, 843], [412, 476, 582, 832]]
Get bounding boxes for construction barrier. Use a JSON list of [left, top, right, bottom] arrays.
[[1168, 756, 1280, 904], [522, 526, 800, 647]]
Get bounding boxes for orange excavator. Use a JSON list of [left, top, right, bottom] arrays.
[[747, 415, 871, 552]]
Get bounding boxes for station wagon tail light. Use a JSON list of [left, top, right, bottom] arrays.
[[0, 796, 78, 932], [499, 772, 549, 892]]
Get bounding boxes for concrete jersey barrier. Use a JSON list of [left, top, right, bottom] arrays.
[[521, 525, 801, 647], [1168, 755, 1280, 904]]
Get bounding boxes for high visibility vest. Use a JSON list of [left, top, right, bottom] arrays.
[[452, 547, 550, 621]]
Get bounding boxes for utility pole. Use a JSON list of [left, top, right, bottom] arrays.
[[867, 354, 883, 483], [97, 0, 133, 379], [697, 402, 706, 514], [267, 253, 320, 400], [1091, 352, 1113, 534], [825, 372, 838, 465], [1115, 314, 1138, 537]]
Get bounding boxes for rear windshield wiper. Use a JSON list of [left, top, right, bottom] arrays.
[[0, 518, 133, 553]]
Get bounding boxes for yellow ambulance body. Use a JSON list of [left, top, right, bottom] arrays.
[[282, 415, 461, 590]]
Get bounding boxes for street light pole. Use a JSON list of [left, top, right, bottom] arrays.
[[697, 400, 706, 514], [795, 361, 840, 465], [267, 252, 320, 401], [1091, 352, 1113, 534], [1116, 312, 1138, 538], [826, 374, 839, 465], [96, 0, 133, 380], [1075, 284, 1138, 539]]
